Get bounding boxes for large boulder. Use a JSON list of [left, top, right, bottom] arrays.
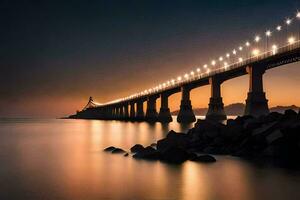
[[194, 120, 223, 139], [160, 146, 189, 164], [130, 144, 145, 153], [157, 130, 190, 152], [133, 146, 160, 160]]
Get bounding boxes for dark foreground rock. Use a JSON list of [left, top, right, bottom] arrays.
[[104, 146, 116, 152], [106, 110, 300, 167], [111, 148, 126, 154], [130, 144, 145, 153]]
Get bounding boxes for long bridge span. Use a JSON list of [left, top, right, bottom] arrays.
[[71, 12, 300, 123]]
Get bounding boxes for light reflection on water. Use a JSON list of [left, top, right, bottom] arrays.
[[0, 117, 299, 200]]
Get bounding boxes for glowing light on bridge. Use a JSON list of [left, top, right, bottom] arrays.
[[286, 18, 292, 25], [203, 64, 208, 68], [272, 44, 278, 54], [254, 35, 261, 42], [288, 36, 296, 44], [238, 57, 243, 62], [276, 25, 282, 31], [245, 41, 250, 47], [239, 46, 243, 51], [211, 60, 216, 66], [232, 49, 237, 55], [265, 30, 272, 37], [252, 49, 260, 56], [226, 53, 230, 58], [190, 71, 195, 76], [177, 76, 182, 81], [196, 68, 201, 72], [184, 74, 189, 79], [297, 12, 300, 18], [219, 56, 223, 61]]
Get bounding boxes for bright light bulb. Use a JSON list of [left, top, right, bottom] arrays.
[[276, 25, 282, 31], [245, 41, 250, 47], [266, 30, 271, 37], [190, 71, 194, 76], [238, 57, 243, 62], [288, 36, 295, 44], [203, 64, 208, 68], [219, 56, 223, 61], [224, 62, 228, 68], [272, 44, 278, 54], [232, 49, 237, 55], [254, 35, 260, 42], [211, 60, 216, 66], [239, 46, 243, 51], [286, 18, 292, 25], [177, 76, 182, 81], [206, 69, 210, 73], [184, 74, 189, 79], [196, 68, 200, 72], [252, 49, 260, 56], [297, 12, 300, 18]]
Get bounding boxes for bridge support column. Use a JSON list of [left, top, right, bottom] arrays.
[[244, 66, 269, 117], [158, 93, 172, 123], [119, 105, 124, 120], [124, 103, 129, 120], [177, 86, 196, 123], [136, 100, 145, 120], [146, 95, 159, 122], [129, 102, 136, 120], [206, 76, 227, 120]]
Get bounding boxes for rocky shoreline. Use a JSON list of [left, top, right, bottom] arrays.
[[105, 109, 300, 167]]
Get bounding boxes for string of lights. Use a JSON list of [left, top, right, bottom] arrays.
[[103, 11, 300, 106]]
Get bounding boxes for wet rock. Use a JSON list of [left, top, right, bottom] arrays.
[[104, 146, 116, 152], [160, 146, 189, 164], [111, 148, 126, 154], [284, 109, 297, 119], [130, 144, 145, 153], [191, 155, 216, 163], [133, 146, 160, 160], [194, 120, 222, 138], [157, 130, 190, 152]]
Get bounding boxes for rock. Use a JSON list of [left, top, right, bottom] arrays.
[[124, 153, 129, 157], [104, 146, 116, 152], [160, 146, 189, 164], [150, 143, 157, 147], [194, 120, 223, 138], [111, 148, 126, 154], [130, 144, 145, 153], [133, 146, 160, 160], [191, 155, 216, 163], [266, 130, 283, 144], [284, 109, 297, 119], [157, 130, 190, 152]]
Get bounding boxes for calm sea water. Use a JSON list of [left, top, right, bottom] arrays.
[[0, 117, 300, 200]]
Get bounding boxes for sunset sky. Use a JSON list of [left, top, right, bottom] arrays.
[[1, 0, 300, 118]]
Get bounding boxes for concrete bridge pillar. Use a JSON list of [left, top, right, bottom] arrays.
[[124, 103, 129, 119], [177, 86, 196, 123], [136, 100, 145, 120], [158, 93, 173, 123], [244, 66, 269, 117], [129, 102, 136, 119], [206, 76, 227, 120], [146, 95, 159, 122], [119, 105, 124, 119]]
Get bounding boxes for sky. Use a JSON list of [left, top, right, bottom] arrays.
[[1, 0, 300, 118]]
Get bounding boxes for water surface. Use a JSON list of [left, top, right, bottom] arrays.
[[0, 118, 299, 200]]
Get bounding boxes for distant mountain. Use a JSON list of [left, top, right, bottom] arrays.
[[171, 103, 299, 116]]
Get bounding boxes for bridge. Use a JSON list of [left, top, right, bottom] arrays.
[[71, 12, 300, 123]]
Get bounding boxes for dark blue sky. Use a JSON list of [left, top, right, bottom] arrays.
[[0, 0, 299, 117]]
